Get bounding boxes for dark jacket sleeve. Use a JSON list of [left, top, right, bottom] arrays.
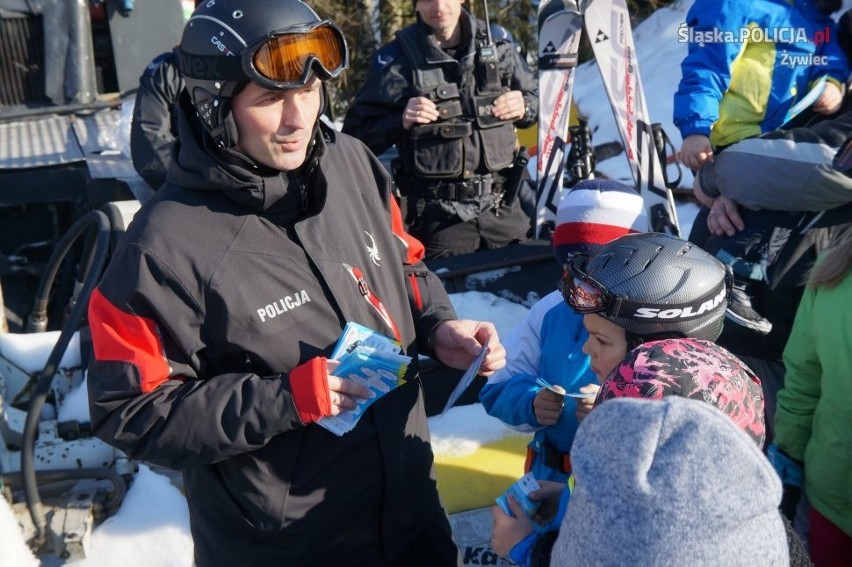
[[130, 52, 183, 191], [499, 39, 538, 129], [342, 46, 413, 156], [86, 242, 313, 469]]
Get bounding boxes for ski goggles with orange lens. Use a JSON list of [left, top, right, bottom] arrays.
[[244, 22, 348, 89], [558, 256, 614, 315], [180, 21, 349, 89]]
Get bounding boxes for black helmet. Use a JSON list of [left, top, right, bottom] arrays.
[[177, 0, 348, 147], [560, 232, 732, 342]]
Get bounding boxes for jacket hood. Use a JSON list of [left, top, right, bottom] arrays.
[[167, 92, 332, 213]]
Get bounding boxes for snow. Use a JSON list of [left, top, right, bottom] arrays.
[[4, 0, 851, 562], [448, 291, 531, 340], [74, 466, 194, 567], [0, 497, 40, 567], [0, 331, 81, 374], [429, 404, 530, 458]]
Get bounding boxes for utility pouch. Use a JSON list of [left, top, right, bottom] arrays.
[[473, 90, 509, 128], [432, 83, 460, 101], [410, 120, 473, 140], [410, 120, 472, 178], [436, 100, 463, 120]]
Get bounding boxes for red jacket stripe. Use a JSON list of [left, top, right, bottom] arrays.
[[88, 288, 171, 394], [389, 197, 425, 264]]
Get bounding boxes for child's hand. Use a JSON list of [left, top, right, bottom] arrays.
[[533, 385, 565, 426], [813, 81, 843, 115], [680, 134, 714, 170], [575, 383, 600, 423], [490, 495, 534, 557]]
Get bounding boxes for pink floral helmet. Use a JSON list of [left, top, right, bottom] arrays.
[[595, 338, 766, 447]]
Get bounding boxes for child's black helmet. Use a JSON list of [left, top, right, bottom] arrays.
[[560, 232, 732, 342]]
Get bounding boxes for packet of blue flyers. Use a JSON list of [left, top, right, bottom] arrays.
[[317, 322, 410, 436], [496, 472, 541, 519]]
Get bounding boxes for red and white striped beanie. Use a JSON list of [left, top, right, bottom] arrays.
[[553, 179, 647, 266]]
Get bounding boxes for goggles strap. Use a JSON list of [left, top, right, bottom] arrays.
[[177, 48, 244, 80]]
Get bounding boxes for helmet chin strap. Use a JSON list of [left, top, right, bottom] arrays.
[[626, 330, 686, 350]]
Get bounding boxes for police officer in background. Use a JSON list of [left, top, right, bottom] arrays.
[[129, 0, 206, 191], [129, 48, 183, 191], [343, 0, 538, 259]]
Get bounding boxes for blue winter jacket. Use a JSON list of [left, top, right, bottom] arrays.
[[479, 290, 595, 482], [673, 0, 849, 147]]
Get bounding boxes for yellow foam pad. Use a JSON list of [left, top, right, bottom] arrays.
[[515, 100, 580, 152], [434, 435, 531, 514]]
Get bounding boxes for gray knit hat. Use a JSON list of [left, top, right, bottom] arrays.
[[550, 397, 788, 566]]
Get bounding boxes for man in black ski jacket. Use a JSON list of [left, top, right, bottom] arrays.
[[342, 0, 538, 258], [86, 1, 507, 565], [129, 48, 183, 191]]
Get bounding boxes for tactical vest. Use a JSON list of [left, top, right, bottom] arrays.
[[395, 23, 517, 181]]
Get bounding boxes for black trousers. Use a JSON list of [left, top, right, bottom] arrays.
[[408, 197, 532, 260]]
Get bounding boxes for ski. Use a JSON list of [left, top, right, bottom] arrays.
[[535, 0, 583, 238], [582, 0, 681, 235]]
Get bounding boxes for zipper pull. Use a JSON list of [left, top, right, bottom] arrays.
[[290, 178, 307, 212], [357, 277, 369, 296]]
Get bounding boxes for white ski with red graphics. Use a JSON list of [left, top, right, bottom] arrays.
[[535, 0, 583, 238], [582, 0, 680, 235]]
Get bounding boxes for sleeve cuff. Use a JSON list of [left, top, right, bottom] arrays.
[[507, 531, 539, 565], [697, 163, 721, 199], [289, 357, 332, 424], [678, 120, 713, 138]]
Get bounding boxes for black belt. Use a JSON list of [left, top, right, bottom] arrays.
[[541, 443, 572, 474], [422, 176, 494, 201]]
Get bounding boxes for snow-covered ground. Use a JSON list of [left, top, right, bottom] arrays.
[[3, 0, 850, 563]]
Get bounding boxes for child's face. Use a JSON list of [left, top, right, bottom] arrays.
[[581, 314, 629, 383]]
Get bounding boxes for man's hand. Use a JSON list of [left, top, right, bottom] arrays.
[[326, 359, 371, 416], [680, 134, 714, 170], [490, 496, 534, 557], [402, 96, 439, 130], [491, 90, 527, 121], [707, 194, 744, 237], [533, 385, 565, 426], [431, 320, 506, 376], [813, 81, 843, 115]]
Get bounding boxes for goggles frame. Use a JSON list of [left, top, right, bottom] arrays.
[[559, 255, 615, 315], [242, 20, 349, 91], [559, 254, 734, 320], [178, 20, 348, 90]]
